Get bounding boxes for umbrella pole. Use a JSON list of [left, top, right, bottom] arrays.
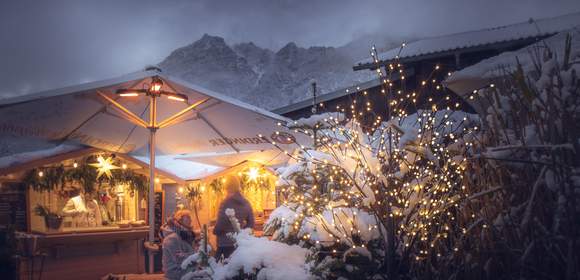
[[148, 128, 156, 273], [148, 95, 157, 274]]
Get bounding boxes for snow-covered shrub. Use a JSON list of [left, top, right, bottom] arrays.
[[180, 225, 213, 280], [181, 210, 312, 280], [266, 106, 480, 278], [454, 31, 580, 279], [212, 229, 312, 280], [263, 31, 580, 279]]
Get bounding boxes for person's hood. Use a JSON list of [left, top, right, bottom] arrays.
[[229, 191, 248, 205]]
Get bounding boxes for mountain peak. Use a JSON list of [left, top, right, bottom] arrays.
[[159, 35, 385, 109], [192, 34, 228, 50], [233, 41, 264, 54], [276, 42, 302, 61], [278, 42, 299, 52]]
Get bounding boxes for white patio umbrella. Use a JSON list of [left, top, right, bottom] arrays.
[[179, 149, 290, 168], [0, 68, 305, 271]]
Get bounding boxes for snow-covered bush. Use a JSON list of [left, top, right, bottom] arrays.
[[453, 31, 580, 279], [212, 229, 312, 280], [265, 105, 480, 278], [181, 210, 312, 280]]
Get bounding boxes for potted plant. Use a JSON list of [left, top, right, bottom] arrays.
[[34, 204, 63, 231]]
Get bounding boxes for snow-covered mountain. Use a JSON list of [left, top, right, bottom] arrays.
[[158, 34, 403, 110]]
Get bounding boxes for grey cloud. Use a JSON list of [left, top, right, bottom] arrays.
[[0, 0, 578, 97]]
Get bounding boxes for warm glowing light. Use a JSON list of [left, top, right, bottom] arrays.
[[155, 178, 160, 183], [122, 163, 127, 169], [167, 95, 186, 102], [73, 162, 78, 168], [89, 155, 119, 179], [247, 167, 261, 181], [119, 92, 139, 97], [38, 171, 44, 177], [178, 187, 184, 193], [151, 84, 162, 92], [150, 77, 163, 93]]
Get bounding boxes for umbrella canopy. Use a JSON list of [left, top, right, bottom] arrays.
[[0, 68, 304, 157], [0, 68, 306, 272], [180, 149, 290, 168]]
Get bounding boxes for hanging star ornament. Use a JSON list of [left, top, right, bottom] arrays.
[[90, 155, 120, 179]]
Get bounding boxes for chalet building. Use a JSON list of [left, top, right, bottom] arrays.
[[273, 12, 580, 125]]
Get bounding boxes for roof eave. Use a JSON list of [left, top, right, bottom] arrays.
[[353, 35, 554, 71]]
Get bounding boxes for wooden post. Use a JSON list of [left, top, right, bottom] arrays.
[[201, 224, 209, 267], [311, 81, 318, 149], [454, 52, 461, 69]]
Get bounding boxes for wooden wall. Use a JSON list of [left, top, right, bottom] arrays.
[[19, 230, 147, 280]]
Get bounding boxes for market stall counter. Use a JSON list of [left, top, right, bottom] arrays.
[[19, 227, 148, 280], [0, 148, 184, 280]]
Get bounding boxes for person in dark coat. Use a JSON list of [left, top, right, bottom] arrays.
[[162, 209, 196, 280], [213, 174, 255, 260]]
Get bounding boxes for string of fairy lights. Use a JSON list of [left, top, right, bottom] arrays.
[[263, 41, 499, 264]]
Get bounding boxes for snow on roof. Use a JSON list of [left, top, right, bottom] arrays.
[[0, 144, 84, 171], [356, 12, 580, 67], [272, 78, 381, 115], [445, 28, 580, 96], [272, 70, 411, 115], [132, 155, 222, 181], [0, 143, 222, 181]]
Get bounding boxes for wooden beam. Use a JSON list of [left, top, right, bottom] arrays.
[[157, 98, 210, 129], [97, 91, 149, 128]]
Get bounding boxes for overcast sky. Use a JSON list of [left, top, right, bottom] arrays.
[[1, 0, 579, 97]]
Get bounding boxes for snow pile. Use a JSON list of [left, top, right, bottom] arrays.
[[212, 229, 312, 280], [290, 112, 346, 129], [181, 209, 311, 280], [263, 205, 300, 241], [300, 207, 380, 245]]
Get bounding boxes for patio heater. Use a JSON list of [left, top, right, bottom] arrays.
[[98, 73, 208, 273]]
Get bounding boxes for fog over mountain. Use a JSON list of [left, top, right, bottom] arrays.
[[2, 1, 578, 101], [159, 34, 405, 109]]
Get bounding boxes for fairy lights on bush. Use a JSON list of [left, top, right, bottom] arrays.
[[264, 42, 485, 278]]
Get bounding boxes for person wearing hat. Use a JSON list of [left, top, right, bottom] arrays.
[[162, 209, 196, 280]]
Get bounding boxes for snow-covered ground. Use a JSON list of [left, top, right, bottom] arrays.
[[211, 230, 311, 280], [180, 211, 312, 280]]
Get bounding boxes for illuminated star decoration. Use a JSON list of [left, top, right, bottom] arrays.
[[90, 155, 120, 179], [246, 167, 261, 181]]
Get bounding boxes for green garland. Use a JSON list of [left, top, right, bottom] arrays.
[[206, 167, 273, 195], [22, 155, 148, 194]]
